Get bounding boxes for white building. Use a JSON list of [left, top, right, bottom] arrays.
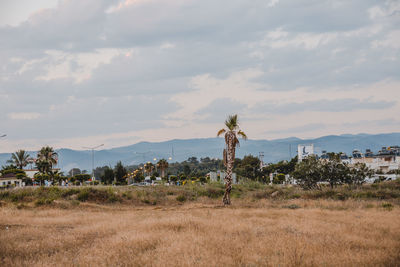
[[0, 173, 24, 187], [298, 144, 314, 162]]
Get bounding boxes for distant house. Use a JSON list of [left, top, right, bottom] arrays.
[[351, 146, 400, 173], [0, 173, 24, 188]]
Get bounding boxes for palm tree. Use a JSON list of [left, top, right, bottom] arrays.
[[36, 146, 58, 175], [144, 162, 154, 176], [157, 159, 169, 179], [8, 150, 30, 169], [217, 114, 247, 205]]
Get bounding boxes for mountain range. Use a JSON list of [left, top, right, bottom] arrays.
[[1, 133, 399, 172]]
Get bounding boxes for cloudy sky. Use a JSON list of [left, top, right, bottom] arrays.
[[0, 0, 399, 152]]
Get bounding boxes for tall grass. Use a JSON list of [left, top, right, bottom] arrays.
[[0, 179, 399, 208], [0, 201, 399, 266]]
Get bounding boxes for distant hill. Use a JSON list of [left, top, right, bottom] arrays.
[[1, 133, 399, 172]]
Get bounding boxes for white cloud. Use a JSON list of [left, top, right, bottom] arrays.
[[267, 0, 280, 8], [0, 0, 399, 151], [372, 30, 400, 49], [160, 42, 176, 50], [8, 112, 41, 120], [34, 49, 123, 83], [256, 28, 338, 50]]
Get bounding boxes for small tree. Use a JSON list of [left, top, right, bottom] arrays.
[[144, 162, 154, 176], [101, 167, 115, 185], [183, 164, 191, 176], [114, 161, 127, 185], [320, 153, 349, 188], [347, 163, 374, 188], [157, 159, 169, 178], [133, 170, 144, 183], [292, 156, 322, 189], [74, 174, 91, 184]]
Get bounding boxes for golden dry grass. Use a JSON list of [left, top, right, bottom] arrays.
[[0, 199, 399, 267]]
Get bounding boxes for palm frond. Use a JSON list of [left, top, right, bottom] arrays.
[[217, 128, 226, 136], [234, 136, 240, 147], [225, 114, 238, 131], [238, 130, 248, 140]]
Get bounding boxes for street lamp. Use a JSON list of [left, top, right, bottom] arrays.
[[82, 144, 104, 182]]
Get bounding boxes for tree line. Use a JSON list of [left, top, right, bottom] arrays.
[[2, 148, 376, 188]]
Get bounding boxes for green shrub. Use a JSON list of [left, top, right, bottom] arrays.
[[34, 198, 53, 206], [200, 187, 224, 198], [61, 188, 80, 198], [35, 198, 46, 206], [77, 190, 89, 202], [176, 195, 186, 202], [381, 202, 393, 211]]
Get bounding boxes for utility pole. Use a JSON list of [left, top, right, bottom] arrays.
[[258, 152, 264, 170], [82, 144, 104, 181], [135, 151, 152, 164]]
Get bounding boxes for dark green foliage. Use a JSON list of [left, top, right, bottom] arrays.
[[198, 186, 225, 198], [234, 155, 262, 181], [273, 174, 286, 184], [262, 156, 298, 176], [101, 167, 115, 184], [72, 174, 91, 183], [381, 202, 393, 210], [183, 164, 191, 176], [320, 153, 349, 188], [293, 153, 375, 189], [176, 195, 186, 202], [347, 163, 374, 187], [114, 161, 127, 184], [292, 156, 322, 189], [0, 179, 399, 208]]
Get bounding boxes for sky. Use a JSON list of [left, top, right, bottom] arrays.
[[0, 0, 399, 152]]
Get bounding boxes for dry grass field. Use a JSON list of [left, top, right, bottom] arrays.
[[1, 198, 399, 267]]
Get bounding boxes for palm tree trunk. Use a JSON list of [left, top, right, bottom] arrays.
[[223, 132, 235, 205]]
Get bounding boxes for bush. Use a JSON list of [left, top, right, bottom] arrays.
[[199, 187, 224, 198], [76, 188, 120, 203], [273, 174, 286, 184], [176, 195, 186, 202], [61, 188, 80, 197], [34, 198, 53, 206], [77, 190, 89, 202], [381, 202, 393, 211]]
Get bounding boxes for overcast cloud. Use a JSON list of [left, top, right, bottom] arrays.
[[0, 0, 399, 151]]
